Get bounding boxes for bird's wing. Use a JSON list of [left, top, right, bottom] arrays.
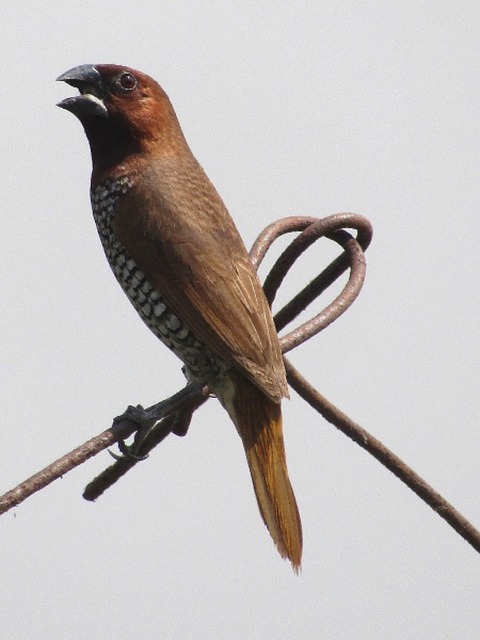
[[112, 159, 288, 402]]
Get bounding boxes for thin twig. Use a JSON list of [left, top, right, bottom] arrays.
[[0, 420, 136, 513]]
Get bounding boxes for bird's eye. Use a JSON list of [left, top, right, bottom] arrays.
[[118, 72, 137, 91]]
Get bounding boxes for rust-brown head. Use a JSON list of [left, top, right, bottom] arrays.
[[57, 64, 187, 181]]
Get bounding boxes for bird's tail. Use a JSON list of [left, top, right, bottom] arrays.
[[218, 371, 303, 571]]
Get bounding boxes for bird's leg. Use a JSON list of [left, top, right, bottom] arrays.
[[112, 383, 205, 458], [114, 382, 204, 426]]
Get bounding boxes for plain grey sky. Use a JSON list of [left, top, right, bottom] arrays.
[[1, 2, 479, 638]]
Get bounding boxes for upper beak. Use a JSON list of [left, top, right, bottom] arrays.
[[57, 64, 108, 118]]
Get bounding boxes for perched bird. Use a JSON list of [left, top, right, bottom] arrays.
[[57, 64, 302, 569]]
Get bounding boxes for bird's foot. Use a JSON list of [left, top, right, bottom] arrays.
[[112, 404, 158, 460], [113, 403, 157, 427], [110, 384, 206, 458]]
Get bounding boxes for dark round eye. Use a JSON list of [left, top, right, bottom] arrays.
[[118, 72, 137, 91]]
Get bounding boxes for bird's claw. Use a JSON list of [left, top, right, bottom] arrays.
[[108, 439, 149, 462]]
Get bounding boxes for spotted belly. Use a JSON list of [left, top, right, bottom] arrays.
[[90, 177, 226, 383]]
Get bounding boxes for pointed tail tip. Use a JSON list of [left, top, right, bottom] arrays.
[[285, 551, 302, 575], [275, 521, 303, 574], [292, 561, 302, 575]]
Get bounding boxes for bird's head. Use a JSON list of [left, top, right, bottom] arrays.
[[57, 64, 186, 179]]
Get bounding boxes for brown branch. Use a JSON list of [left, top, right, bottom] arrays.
[[284, 359, 480, 553], [1, 213, 479, 559], [0, 420, 136, 513]]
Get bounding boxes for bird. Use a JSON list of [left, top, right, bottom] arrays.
[[57, 64, 302, 570]]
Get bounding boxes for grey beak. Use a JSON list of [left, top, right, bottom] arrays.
[[57, 64, 108, 119], [56, 64, 102, 87]]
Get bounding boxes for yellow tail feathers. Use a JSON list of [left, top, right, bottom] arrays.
[[219, 372, 303, 571]]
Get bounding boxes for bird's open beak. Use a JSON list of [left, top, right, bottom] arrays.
[[57, 65, 108, 118]]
